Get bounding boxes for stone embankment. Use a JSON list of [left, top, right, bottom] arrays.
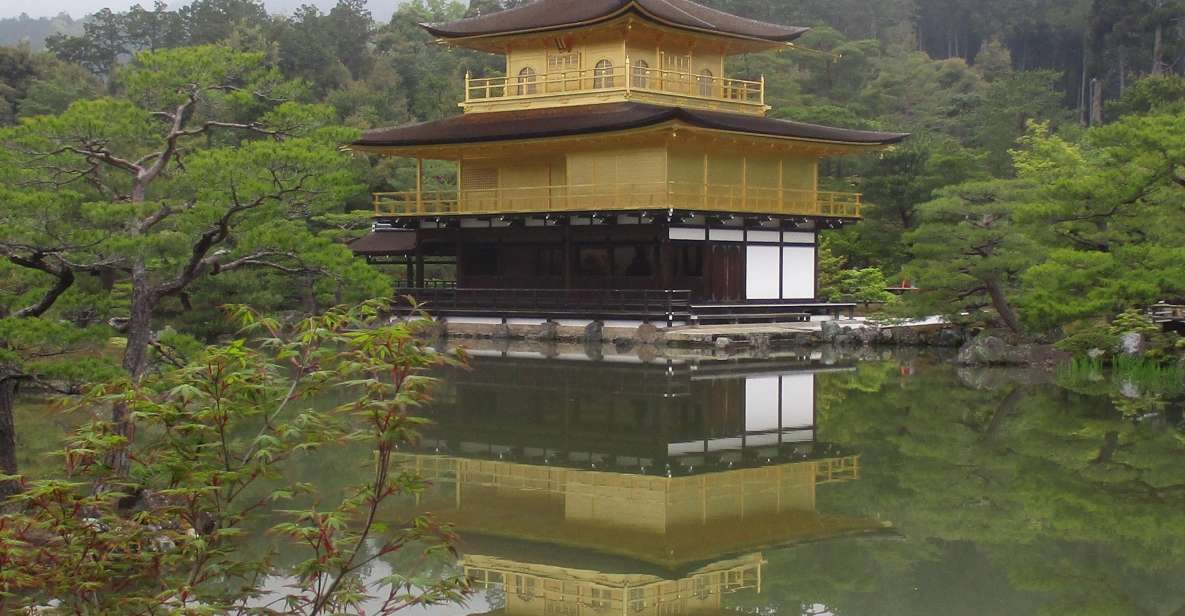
[[420, 316, 969, 351], [955, 333, 1070, 368]]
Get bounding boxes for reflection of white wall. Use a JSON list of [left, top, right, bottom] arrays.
[[781, 373, 814, 428], [746, 245, 781, 299], [745, 373, 815, 432], [782, 429, 815, 442], [744, 376, 781, 432], [781, 246, 815, 299], [668, 441, 707, 455]]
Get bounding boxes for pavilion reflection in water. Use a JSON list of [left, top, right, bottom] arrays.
[[397, 354, 887, 616]]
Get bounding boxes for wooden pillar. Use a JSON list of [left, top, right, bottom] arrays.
[[415, 157, 424, 213], [456, 157, 463, 213], [414, 230, 425, 288], [777, 156, 784, 211], [740, 154, 748, 211], [659, 220, 672, 292], [562, 219, 573, 290], [455, 229, 463, 288]]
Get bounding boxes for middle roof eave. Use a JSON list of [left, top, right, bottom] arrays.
[[350, 103, 910, 149]]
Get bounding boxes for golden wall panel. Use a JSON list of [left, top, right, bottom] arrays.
[[781, 154, 816, 191]]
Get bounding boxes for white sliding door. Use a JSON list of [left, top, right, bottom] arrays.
[[746, 245, 780, 299], [781, 246, 815, 300]]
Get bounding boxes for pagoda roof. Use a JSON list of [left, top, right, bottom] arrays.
[[347, 230, 415, 256], [351, 103, 909, 149], [422, 0, 810, 43]]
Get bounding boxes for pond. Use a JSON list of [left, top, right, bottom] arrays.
[[362, 344, 1185, 616], [19, 344, 1185, 615]]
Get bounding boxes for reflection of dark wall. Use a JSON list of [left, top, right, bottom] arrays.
[[691, 379, 745, 439], [422, 358, 808, 460]]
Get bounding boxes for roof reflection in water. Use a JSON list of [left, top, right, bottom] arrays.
[[395, 350, 890, 616]]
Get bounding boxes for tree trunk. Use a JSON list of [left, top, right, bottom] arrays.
[[1118, 49, 1126, 95], [1152, 24, 1165, 76], [0, 376, 21, 497], [984, 277, 1022, 334], [1089, 78, 1104, 126], [982, 386, 1025, 442], [1079, 36, 1088, 125], [301, 275, 319, 314], [106, 263, 156, 478]]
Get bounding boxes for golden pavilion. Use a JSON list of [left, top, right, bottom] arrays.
[[349, 0, 906, 323]]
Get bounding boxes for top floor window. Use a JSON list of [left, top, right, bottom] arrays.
[[697, 69, 714, 97], [516, 66, 537, 95], [548, 52, 580, 72], [593, 59, 614, 89], [632, 59, 650, 89], [662, 53, 691, 73], [661, 53, 692, 93]]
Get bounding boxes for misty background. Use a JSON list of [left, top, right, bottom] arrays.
[[3, 0, 408, 23]]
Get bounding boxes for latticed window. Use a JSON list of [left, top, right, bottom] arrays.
[[514, 575, 537, 601], [661, 53, 692, 93], [697, 69, 714, 97], [661, 53, 691, 73], [593, 59, 614, 89], [632, 59, 650, 88], [628, 588, 646, 613], [462, 167, 498, 191], [516, 66, 537, 95], [547, 52, 580, 72], [588, 587, 614, 612]]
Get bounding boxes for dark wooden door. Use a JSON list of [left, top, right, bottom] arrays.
[[706, 244, 743, 301]]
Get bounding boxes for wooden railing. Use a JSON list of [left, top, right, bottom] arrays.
[[392, 287, 693, 323], [464, 61, 765, 111], [373, 181, 861, 218], [463, 554, 762, 611]]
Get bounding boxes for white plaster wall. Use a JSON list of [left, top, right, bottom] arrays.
[[781, 246, 815, 299], [709, 229, 744, 242], [783, 231, 816, 244], [669, 227, 707, 241], [746, 245, 781, 299], [747, 230, 781, 243]]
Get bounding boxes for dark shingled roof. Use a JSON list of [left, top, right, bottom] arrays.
[[422, 0, 810, 42], [348, 231, 417, 255], [352, 103, 909, 148]]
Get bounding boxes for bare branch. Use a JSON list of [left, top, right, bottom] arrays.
[[4, 251, 76, 318], [55, 144, 143, 176]]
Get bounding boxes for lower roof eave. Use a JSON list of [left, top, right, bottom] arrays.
[[349, 103, 909, 154]]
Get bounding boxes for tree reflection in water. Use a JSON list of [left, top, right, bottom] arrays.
[[269, 347, 1185, 616]]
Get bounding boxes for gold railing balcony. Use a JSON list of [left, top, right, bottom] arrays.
[[462, 62, 766, 115], [372, 181, 861, 218]]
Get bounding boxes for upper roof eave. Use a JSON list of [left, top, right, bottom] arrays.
[[420, 0, 810, 45]]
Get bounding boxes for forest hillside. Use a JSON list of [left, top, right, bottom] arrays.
[[1, 0, 1183, 340]]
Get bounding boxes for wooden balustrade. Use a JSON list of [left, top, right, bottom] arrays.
[[372, 181, 861, 218], [462, 63, 766, 112]]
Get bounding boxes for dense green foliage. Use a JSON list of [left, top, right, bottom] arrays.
[[1, 301, 469, 613], [731, 357, 1185, 615]]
